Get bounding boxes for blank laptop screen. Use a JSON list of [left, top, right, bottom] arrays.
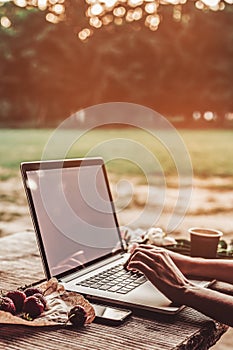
[[26, 162, 122, 277]]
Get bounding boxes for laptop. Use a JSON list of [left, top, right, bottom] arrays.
[[20, 157, 207, 315]]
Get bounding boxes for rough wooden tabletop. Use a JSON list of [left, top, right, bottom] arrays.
[[0, 231, 229, 350]]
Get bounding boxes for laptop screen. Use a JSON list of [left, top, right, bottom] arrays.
[[22, 159, 123, 279]]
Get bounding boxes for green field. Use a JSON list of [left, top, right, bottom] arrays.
[[0, 128, 233, 182]]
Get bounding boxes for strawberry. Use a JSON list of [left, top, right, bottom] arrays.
[[23, 296, 44, 318], [24, 287, 43, 297], [33, 293, 47, 309], [6, 290, 26, 313], [0, 296, 16, 315], [68, 306, 87, 327]]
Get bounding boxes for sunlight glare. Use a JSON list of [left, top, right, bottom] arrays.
[[145, 2, 158, 13], [90, 16, 102, 27], [0, 15, 11, 27], [219, 1, 225, 9], [102, 14, 114, 24], [173, 5, 182, 20], [225, 112, 233, 121], [113, 6, 126, 16], [162, 0, 180, 5], [126, 9, 134, 21], [192, 111, 202, 120], [114, 17, 123, 24], [90, 3, 104, 16], [86, 0, 97, 4], [203, 111, 215, 121], [128, 0, 144, 6], [52, 3, 65, 14], [132, 7, 143, 19], [2, 0, 233, 41], [195, 0, 205, 8], [202, 0, 220, 7], [46, 12, 59, 22], [145, 13, 160, 26], [149, 24, 159, 30], [38, 0, 47, 10], [78, 28, 92, 40], [13, 0, 27, 7], [102, 0, 118, 9], [30, 0, 38, 6], [49, 0, 63, 4]]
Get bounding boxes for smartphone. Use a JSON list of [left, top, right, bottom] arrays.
[[92, 303, 132, 326]]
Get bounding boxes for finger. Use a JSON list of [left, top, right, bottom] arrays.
[[127, 260, 155, 278], [134, 248, 177, 269], [128, 255, 165, 288], [135, 249, 184, 275], [125, 246, 166, 270], [138, 248, 171, 264], [128, 251, 157, 272], [124, 246, 155, 269], [128, 250, 181, 281], [128, 243, 139, 254], [128, 247, 165, 265], [134, 249, 191, 285], [131, 246, 165, 257]]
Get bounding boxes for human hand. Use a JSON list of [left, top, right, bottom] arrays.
[[126, 243, 192, 276], [126, 247, 194, 305]]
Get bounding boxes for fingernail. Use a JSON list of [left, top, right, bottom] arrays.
[[127, 264, 135, 272]]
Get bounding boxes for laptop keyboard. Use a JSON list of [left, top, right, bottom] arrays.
[[76, 264, 147, 294]]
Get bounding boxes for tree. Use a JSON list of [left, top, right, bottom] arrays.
[[0, 1, 232, 126]]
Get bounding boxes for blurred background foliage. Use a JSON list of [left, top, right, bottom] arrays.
[[0, 1, 233, 127]]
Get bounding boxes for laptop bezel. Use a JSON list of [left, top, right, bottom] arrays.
[[20, 157, 125, 281]]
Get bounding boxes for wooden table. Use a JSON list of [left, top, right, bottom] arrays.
[[0, 231, 230, 350]]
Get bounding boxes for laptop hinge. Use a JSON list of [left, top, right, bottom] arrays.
[[59, 253, 126, 284]]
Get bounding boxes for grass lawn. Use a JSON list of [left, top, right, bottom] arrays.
[[0, 128, 232, 182]]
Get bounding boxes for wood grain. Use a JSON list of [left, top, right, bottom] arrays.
[[0, 231, 228, 350]]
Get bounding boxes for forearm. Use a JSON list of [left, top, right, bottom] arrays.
[[184, 285, 233, 326], [167, 250, 233, 284], [184, 258, 233, 284]]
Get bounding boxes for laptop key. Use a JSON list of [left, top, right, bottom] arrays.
[[98, 284, 113, 291], [117, 288, 132, 294], [76, 282, 91, 287], [108, 285, 123, 292], [137, 276, 147, 283]]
